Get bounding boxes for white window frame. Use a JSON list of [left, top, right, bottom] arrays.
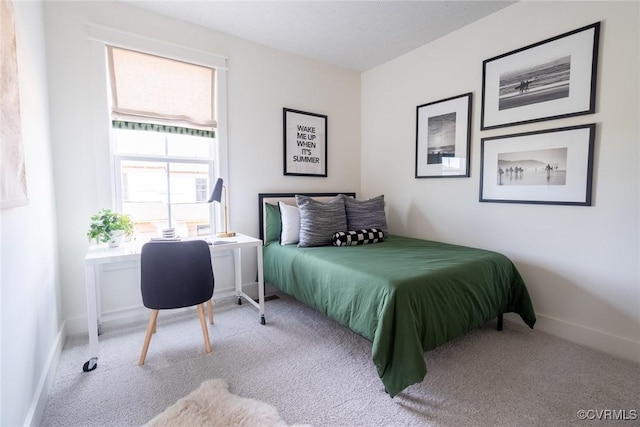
[[87, 24, 229, 234]]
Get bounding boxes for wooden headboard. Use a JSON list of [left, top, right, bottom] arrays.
[[258, 192, 356, 242]]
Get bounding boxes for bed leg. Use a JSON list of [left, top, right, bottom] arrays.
[[497, 313, 504, 331]]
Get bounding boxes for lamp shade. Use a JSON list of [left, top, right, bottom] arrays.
[[207, 178, 223, 203]]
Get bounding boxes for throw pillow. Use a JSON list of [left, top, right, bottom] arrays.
[[278, 202, 300, 245], [332, 229, 385, 246], [264, 203, 281, 244], [296, 194, 347, 247], [343, 195, 388, 237]]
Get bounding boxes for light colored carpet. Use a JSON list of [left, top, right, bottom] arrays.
[[145, 378, 305, 427], [41, 293, 639, 426]]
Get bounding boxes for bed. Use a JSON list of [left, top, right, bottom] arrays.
[[258, 192, 536, 397]]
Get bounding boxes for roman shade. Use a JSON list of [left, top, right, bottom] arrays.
[[107, 46, 216, 130]]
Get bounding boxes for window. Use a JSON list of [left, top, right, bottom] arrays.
[[113, 125, 214, 239], [106, 45, 221, 239], [195, 178, 208, 202]]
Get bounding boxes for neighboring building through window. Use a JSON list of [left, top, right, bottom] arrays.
[[112, 124, 214, 239], [195, 178, 208, 202]]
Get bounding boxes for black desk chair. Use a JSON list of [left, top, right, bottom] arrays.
[[138, 240, 214, 365]]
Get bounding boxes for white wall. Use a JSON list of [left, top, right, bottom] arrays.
[[42, 2, 361, 333], [362, 1, 639, 362], [0, 1, 62, 425]]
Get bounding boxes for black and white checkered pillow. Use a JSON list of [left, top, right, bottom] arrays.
[[331, 228, 385, 246]]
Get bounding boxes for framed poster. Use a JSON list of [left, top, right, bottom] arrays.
[[283, 108, 327, 177], [481, 22, 600, 130], [479, 124, 595, 206], [415, 92, 472, 178]]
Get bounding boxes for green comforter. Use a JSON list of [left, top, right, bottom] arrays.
[[263, 235, 536, 396]]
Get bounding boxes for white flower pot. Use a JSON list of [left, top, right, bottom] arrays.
[[108, 230, 125, 248]]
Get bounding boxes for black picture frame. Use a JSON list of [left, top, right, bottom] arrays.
[[415, 92, 472, 178], [481, 22, 600, 130], [283, 108, 327, 177], [479, 124, 595, 206]]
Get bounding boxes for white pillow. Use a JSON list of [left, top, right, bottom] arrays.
[[278, 202, 300, 245]]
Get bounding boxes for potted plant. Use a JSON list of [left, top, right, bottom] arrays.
[[87, 208, 134, 247]]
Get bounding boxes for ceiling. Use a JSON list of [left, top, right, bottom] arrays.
[[122, 1, 516, 72]]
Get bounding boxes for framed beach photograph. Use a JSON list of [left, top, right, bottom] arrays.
[[415, 92, 472, 178], [480, 124, 595, 206], [283, 108, 327, 177], [481, 22, 600, 130]]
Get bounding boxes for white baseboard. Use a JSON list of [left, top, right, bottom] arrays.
[[24, 322, 67, 427], [505, 312, 640, 364]]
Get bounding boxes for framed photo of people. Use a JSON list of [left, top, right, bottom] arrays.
[[481, 22, 600, 130], [479, 124, 595, 206]]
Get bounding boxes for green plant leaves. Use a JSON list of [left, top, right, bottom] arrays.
[[87, 208, 134, 244]]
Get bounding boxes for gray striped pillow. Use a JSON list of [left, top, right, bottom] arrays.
[[296, 195, 347, 247], [344, 195, 388, 237]]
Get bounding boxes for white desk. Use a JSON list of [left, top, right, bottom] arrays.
[[83, 233, 264, 372]]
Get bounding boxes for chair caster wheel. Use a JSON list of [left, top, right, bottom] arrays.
[[83, 357, 98, 372], [260, 316, 266, 325]]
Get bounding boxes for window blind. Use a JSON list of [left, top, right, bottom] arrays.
[[107, 46, 216, 130]]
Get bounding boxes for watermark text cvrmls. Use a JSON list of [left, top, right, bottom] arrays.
[[576, 409, 637, 421]]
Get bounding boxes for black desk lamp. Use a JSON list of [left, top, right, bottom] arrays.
[[208, 178, 235, 238]]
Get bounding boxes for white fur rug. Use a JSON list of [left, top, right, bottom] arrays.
[[145, 379, 306, 427]]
